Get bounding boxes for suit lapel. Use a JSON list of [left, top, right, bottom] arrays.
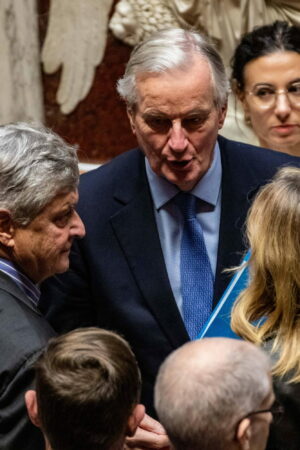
[[0, 270, 41, 315], [110, 153, 189, 348], [214, 168, 248, 303], [214, 137, 261, 304]]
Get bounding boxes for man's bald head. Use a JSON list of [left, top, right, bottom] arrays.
[[155, 338, 273, 450]]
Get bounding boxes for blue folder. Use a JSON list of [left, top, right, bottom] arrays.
[[197, 251, 250, 340]]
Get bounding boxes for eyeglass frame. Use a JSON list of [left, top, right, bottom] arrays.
[[243, 402, 284, 420], [245, 83, 300, 109], [234, 401, 284, 440]]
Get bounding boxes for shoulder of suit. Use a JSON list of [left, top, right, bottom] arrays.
[[0, 289, 54, 341], [218, 135, 300, 167], [78, 148, 146, 197], [81, 148, 143, 180], [0, 291, 54, 396]]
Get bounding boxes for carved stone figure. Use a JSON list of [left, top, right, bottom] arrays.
[[109, 0, 179, 46], [42, 0, 114, 114], [0, 0, 44, 124]]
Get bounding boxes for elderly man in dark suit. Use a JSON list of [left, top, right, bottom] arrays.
[[40, 29, 300, 448], [0, 123, 85, 450]]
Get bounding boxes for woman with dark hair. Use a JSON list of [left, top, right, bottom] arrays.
[[231, 166, 300, 450], [231, 21, 300, 156]]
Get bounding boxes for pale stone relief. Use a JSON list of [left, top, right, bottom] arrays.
[[109, 0, 179, 46], [2, 0, 300, 128], [41, 0, 114, 114], [0, 0, 44, 124], [110, 0, 300, 71]]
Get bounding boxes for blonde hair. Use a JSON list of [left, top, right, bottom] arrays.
[[231, 166, 300, 382]]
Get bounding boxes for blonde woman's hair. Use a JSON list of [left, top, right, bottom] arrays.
[[231, 166, 300, 382]]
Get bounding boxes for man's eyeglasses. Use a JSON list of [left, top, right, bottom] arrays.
[[241, 401, 284, 423], [246, 82, 300, 109], [235, 401, 284, 441]]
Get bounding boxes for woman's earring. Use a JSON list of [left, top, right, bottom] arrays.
[[244, 113, 252, 126]]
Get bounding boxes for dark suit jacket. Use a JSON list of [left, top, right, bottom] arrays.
[[267, 379, 300, 450], [40, 136, 300, 416], [0, 271, 55, 450]]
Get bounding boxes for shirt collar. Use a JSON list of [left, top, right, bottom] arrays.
[[0, 257, 40, 306], [145, 142, 222, 210]]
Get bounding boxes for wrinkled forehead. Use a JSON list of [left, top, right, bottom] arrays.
[[135, 54, 212, 86], [134, 57, 215, 110]]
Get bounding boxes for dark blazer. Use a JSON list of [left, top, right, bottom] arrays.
[[40, 136, 300, 416], [0, 271, 55, 450], [267, 379, 300, 450]]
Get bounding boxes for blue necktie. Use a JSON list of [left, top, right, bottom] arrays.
[[176, 193, 214, 339]]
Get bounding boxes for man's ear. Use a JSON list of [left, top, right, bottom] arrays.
[[236, 418, 251, 450], [126, 404, 146, 437], [127, 108, 136, 135], [0, 210, 15, 247], [25, 390, 41, 428], [218, 101, 228, 130]]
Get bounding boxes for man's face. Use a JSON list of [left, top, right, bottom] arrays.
[[128, 56, 227, 191], [12, 190, 85, 283]]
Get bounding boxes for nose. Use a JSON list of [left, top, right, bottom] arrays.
[[274, 92, 292, 120], [70, 211, 86, 238], [168, 120, 188, 152]]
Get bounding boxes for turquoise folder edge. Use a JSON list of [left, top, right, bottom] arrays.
[[197, 250, 251, 340]]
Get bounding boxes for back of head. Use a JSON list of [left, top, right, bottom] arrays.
[[231, 21, 300, 90], [117, 28, 229, 109], [0, 122, 79, 226], [35, 328, 141, 450], [155, 338, 271, 450]]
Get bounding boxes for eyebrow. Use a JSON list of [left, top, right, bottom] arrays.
[[142, 108, 211, 119], [288, 78, 300, 84], [253, 78, 300, 88], [52, 203, 76, 217]]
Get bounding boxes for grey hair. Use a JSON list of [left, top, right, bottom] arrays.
[[0, 123, 79, 226], [155, 339, 271, 450], [117, 28, 229, 109]]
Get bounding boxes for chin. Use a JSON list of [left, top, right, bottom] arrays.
[[268, 140, 299, 155], [54, 258, 70, 275], [164, 171, 196, 190], [175, 176, 198, 191]]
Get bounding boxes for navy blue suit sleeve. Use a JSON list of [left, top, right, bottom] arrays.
[[0, 352, 44, 450]]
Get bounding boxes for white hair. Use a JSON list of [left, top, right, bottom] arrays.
[[0, 123, 79, 225], [117, 28, 229, 109]]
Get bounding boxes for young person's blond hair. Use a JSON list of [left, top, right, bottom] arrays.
[[231, 166, 300, 382]]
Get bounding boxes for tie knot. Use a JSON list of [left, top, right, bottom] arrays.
[[175, 192, 197, 220]]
